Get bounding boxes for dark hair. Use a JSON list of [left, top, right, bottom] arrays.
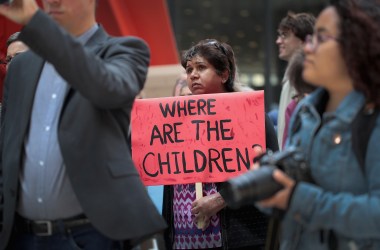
[[6, 32, 21, 47], [287, 50, 316, 99], [181, 39, 236, 92], [330, 0, 380, 107], [278, 12, 316, 41]]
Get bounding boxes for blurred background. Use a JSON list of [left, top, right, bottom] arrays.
[[0, 0, 328, 109], [167, 0, 327, 109]]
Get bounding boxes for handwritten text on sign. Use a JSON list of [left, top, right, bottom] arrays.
[[131, 91, 265, 186]]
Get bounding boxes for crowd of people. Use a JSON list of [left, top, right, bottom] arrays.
[[0, 0, 379, 250]]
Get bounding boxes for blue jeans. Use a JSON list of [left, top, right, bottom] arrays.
[[8, 223, 123, 250]]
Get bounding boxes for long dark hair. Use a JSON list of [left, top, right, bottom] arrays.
[[331, 0, 380, 107]]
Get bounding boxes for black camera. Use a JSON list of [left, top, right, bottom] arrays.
[[223, 146, 313, 209]]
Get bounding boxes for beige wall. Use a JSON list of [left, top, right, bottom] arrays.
[[143, 64, 184, 98]]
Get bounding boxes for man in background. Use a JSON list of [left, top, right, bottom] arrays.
[[5, 32, 28, 70], [276, 12, 315, 149], [0, 32, 28, 95], [0, 0, 166, 249], [0, 32, 28, 119]]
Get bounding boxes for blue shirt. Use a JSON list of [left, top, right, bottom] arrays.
[[18, 24, 99, 220]]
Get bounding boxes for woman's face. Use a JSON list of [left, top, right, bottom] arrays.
[[303, 7, 350, 90], [185, 55, 227, 95]]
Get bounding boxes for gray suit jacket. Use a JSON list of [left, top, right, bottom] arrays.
[[0, 10, 166, 249]]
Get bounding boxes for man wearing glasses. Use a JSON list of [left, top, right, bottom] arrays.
[[275, 12, 315, 149], [0, 32, 27, 127], [5, 32, 28, 70]]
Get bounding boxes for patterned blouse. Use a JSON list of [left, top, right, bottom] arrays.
[[173, 183, 222, 249]]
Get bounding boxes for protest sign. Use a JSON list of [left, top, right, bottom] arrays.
[[131, 91, 265, 185]]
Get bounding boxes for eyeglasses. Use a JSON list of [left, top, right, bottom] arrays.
[[1, 56, 14, 65], [305, 34, 338, 52], [4, 56, 14, 64], [277, 31, 291, 40], [1, 53, 21, 65]]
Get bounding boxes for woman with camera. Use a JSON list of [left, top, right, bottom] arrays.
[[257, 0, 380, 249]]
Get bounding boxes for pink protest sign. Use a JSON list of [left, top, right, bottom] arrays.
[[131, 91, 265, 186]]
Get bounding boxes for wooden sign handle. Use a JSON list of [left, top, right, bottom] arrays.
[[195, 182, 206, 229]]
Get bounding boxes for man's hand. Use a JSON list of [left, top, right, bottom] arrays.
[[0, 0, 39, 25], [191, 192, 226, 230]]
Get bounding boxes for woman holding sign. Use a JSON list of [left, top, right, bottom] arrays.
[[163, 39, 279, 250]]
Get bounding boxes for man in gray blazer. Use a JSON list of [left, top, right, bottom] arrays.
[[0, 0, 166, 249]]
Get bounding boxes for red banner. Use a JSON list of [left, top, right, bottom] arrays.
[[131, 91, 266, 185]]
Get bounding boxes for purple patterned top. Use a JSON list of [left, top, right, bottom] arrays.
[[173, 183, 222, 249]]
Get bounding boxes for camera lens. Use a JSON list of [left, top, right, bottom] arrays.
[[224, 166, 284, 208]]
